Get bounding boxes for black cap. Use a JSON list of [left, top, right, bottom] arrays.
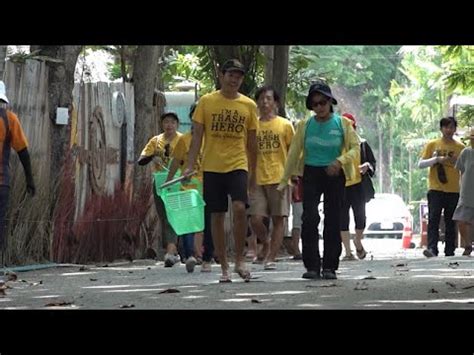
[[160, 111, 179, 122], [220, 59, 246, 74], [305, 82, 338, 110]]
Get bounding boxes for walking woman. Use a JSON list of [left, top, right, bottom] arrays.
[[278, 82, 360, 280]]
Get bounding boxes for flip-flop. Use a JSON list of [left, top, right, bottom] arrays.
[[219, 273, 232, 283], [264, 262, 277, 270], [234, 268, 251, 282], [356, 248, 367, 260]]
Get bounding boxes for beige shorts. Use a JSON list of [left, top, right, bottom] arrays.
[[248, 184, 290, 217]]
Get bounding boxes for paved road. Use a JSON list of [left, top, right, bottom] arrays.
[[1, 238, 474, 310]]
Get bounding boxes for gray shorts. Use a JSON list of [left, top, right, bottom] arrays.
[[291, 202, 303, 229], [453, 204, 474, 224]]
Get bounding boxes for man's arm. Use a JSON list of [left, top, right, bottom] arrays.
[[184, 122, 204, 176], [418, 156, 442, 169], [17, 148, 35, 196], [247, 129, 257, 190], [137, 155, 154, 166]]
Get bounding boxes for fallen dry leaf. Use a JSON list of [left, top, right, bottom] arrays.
[[159, 288, 180, 294], [6, 272, 17, 281], [354, 281, 368, 291], [392, 263, 407, 268], [448, 262, 459, 269], [45, 301, 73, 307], [363, 276, 377, 280], [429, 288, 438, 293], [89, 278, 98, 282], [120, 304, 135, 308], [306, 283, 338, 288], [462, 285, 474, 290], [446, 282, 456, 288], [251, 299, 262, 303]]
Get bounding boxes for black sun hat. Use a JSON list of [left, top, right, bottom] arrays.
[[305, 82, 338, 110]]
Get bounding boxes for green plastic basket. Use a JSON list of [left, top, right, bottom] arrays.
[[161, 189, 206, 235], [153, 170, 180, 195]]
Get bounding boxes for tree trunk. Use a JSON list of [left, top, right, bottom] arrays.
[[263, 46, 274, 85], [262, 46, 289, 117], [0, 45, 7, 80], [388, 122, 393, 193], [132, 45, 161, 197], [272, 46, 289, 117], [376, 107, 383, 192], [35, 46, 82, 191]]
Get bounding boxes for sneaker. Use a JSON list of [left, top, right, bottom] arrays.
[[463, 246, 472, 256], [302, 270, 321, 280], [201, 261, 212, 273], [423, 249, 436, 258], [164, 253, 179, 267], [185, 256, 197, 273], [322, 269, 337, 280]]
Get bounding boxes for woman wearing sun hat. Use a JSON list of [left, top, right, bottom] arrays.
[[453, 127, 474, 256], [277, 81, 360, 280]]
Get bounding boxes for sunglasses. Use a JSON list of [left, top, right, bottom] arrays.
[[311, 99, 329, 107]]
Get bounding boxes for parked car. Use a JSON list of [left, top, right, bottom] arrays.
[[350, 193, 413, 238]]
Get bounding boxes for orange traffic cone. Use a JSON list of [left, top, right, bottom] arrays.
[[402, 224, 413, 249]]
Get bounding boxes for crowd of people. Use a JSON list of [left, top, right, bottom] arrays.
[[139, 59, 474, 282], [2, 58, 473, 284]]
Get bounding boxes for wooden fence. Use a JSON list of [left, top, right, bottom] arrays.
[[2, 59, 160, 265]]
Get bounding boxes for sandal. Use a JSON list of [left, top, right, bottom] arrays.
[[219, 271, 232, 283], [234, 267, 251, 282], [342, 254, 356, 261], [264, 262, 277, 270], [201, 261, 212, 273], [356, 248, 367, 260]]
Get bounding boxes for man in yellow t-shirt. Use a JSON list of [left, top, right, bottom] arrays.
[[138, 112, 182, 267], [248, 86, 294, 271], [418, 116, 465, 257], [165, 103, 210, 273], [184, 59, 258, 282]]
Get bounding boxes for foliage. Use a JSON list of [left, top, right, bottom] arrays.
[[286, 46, 320, 119]]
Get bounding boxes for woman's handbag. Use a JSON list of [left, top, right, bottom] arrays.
[[361, 173, 375, 203], [360, 142, 375, 203]]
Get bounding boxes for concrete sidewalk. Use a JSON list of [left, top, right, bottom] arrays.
[[1, 240, 474, 309]]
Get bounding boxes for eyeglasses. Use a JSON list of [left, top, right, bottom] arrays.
[[312, 99, 329, 108]]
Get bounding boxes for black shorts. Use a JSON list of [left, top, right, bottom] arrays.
[[203, 170, 248, 213]]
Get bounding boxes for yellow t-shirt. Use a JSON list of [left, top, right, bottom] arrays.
[[172, 132, 203, 190], [345, 151, 362, 187], [193, 90, 258, 173], [256, 116, 294, 185], [140, 132, 182, 172], [421, 138, 465, 193]]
